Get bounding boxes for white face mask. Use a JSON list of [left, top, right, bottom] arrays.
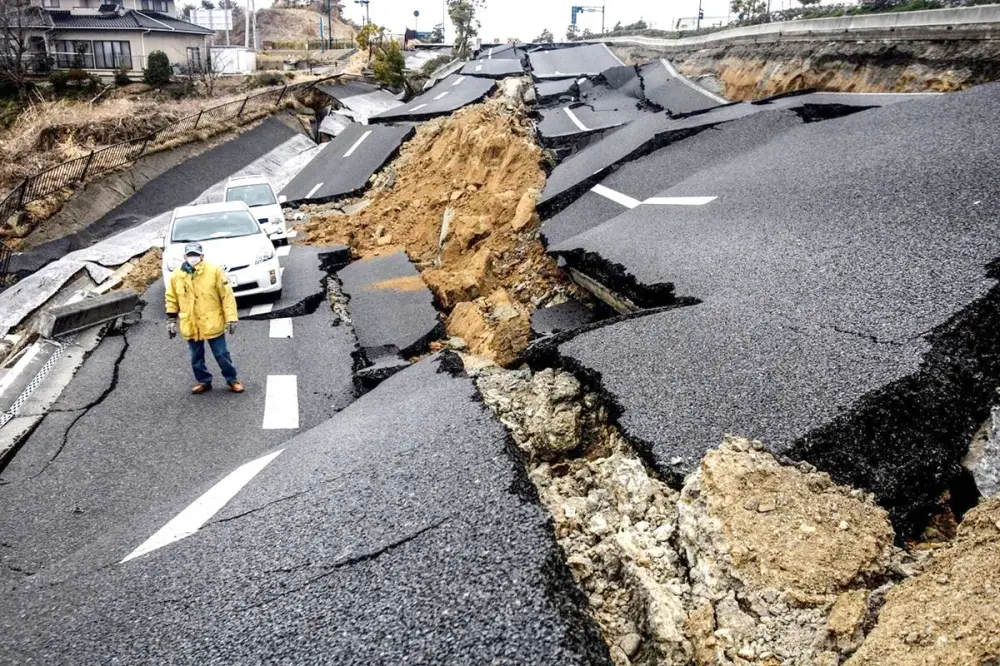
[[186, 255, 202, 267]]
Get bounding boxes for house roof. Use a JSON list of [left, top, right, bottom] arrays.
[[45, 10, 215, 35]]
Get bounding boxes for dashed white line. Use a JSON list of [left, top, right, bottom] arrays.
[[343, 130, 373, 158], [644, 196, 718, 206], [409, 103, 428, 112], [488, 47, 494, 59], [433, 91, 450, 100], [305, 182, 324, 199], [275, 245, 291, 257], [451, 76, 466, 86], [248, 303, 273, 316], [120, 449, 284, 563], [475, 65, 483, 72], [592, 184, 640, 209], [603, 42, 626, 66], [269, 318, 293, 338], [660, 58, 729, 104], [563, 107, 589, 132], [262, 375, 299, 430]]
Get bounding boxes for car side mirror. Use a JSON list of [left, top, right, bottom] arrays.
[[278, 195, 287, 204]]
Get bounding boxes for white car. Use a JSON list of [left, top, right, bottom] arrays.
[[161, 202, 282, 299], [224, 175, 288, 245]]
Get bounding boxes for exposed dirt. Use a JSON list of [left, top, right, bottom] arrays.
[[257, 7, 355, 43], [118, 248, 163, 295], [612, 40, 1000, 100], [303, 91, 573, 365], [846, 496, 1000, 666]]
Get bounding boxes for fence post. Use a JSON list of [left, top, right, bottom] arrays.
[[80, 150, 96, 183], [276, 85, 289, 107], [193, 110, 204, 130], [16, 180, 28, 210], [137, 135, 152, 162], [237, 95, 251, 118]]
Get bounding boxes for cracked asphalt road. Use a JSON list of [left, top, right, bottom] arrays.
[[0, 356, 610, 665]]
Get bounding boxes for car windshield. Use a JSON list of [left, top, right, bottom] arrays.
[[171, 211, 261, 242], [226, 183, 276, 207]]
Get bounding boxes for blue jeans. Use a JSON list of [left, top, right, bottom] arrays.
[[188, 335, 238, 386]]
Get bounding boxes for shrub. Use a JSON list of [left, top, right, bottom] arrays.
[[144, 50, 171, 86], [373, 40, 405, 88], [49, 69, 101, 94], [48, 70, 70, 93], [249, 71, 285, 88], [420, 54, 453, 76], [114, 66, 132, 86]]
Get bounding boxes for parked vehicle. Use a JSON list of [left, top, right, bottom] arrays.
[[224, 175, 289, 245], [161, 202, 282, 299]]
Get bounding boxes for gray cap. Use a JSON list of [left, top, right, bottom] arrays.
[[183, 242, 204, 257]]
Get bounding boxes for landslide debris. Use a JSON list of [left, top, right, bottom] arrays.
[[474, 362, 928, 666], [118, 248, 163, 295], [845, 496, 1000, 666], [303, 91, 573, 365]]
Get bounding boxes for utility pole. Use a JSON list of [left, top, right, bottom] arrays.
[[602, 1, 605, 33], [697, 0, 703, 29], [327, 0, 333, 49], [244, 0, 250, 48]]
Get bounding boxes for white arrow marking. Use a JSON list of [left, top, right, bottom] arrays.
[[343, 130, 373, 158], [563, 107, 589, 132], [248, 303, 273, 316], [120, 449, 284, 563]]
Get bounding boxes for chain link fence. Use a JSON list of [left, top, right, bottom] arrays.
[[0, 77, 330, 291]]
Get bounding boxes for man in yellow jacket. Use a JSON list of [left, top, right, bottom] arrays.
[[165, 242, 245, 394]]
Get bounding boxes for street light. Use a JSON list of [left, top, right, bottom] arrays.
[[355, 0, 370, 25]]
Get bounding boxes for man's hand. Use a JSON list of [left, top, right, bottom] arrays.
[[228, 322, 237, 336], [167, 321, 177, 339]]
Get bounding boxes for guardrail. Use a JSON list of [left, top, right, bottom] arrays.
[[591, 4, 1000, 49], [0, 75, 334, 291]]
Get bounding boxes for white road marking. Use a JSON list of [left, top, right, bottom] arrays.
[[592, 184, 640, 209], [451, 76, 466, 86], [0, 342, 42, 396], [120, 449, 284, 563], [262, 375, 299, 430], [343, 130, 373, 158], [305, 182, 324, 198], [269, 318, 293, 338], [660, 58, 729, 104], [475, 65, 483, 72], [602, 42, 626, 66], [554, 70, 563, 75], [488, 48, 494, 59], [286, 230, 299, 239], [276, 245, 291, 257], [433, 91, 450, 100], [409, 103, 428, 112], [563, 107, 589, 132], [249, 303, 273, 316], [643, 196, 717, 206], [591, 185, 717, 209]]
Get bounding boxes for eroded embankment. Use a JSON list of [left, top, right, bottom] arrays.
[[612, 40, 1000, 100], [303, 85, 576, 365], [472, 361, 1000, 666]]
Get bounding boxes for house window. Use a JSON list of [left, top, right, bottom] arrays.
[[53, 40, 95, 69], [92, 40, 132, 69], [186, 46, 202, 73], [140, 0, 168, 11]]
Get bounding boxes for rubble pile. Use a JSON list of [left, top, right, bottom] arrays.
[[304, 90, 573, 365]]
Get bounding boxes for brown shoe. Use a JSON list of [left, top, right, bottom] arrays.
[[228, 381, 245, 394], [191, 383, 212, 394]]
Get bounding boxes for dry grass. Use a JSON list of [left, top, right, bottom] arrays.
[[257, 8, 354, 42]]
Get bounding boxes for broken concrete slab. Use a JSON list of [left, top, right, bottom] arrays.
[[529, 43, 625, 79], [639, 59, 727, 116], [279, 123, 415, 205], [370, 74, 496, 123], [316, 81, 404, 124], [535, 78, 582, 105], [0, 355, 612, 665], [37, 290, 139, 339], [537, 71, 652, 146], [530, 299, 598, 338], [336, 250, 443, 367]]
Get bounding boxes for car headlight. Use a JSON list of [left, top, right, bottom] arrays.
[[255, 245, 275, 265]]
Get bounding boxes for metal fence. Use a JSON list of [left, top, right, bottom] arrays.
[[0, 77, 330, 290]]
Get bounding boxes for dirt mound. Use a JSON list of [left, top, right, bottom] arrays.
[[845, 496, 1000, 666], [304, 94, 572, 364], [257, 8, 355, 42]]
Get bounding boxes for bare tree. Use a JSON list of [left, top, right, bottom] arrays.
[[189, 49, 225, 97], [0, 0, 45, 100]]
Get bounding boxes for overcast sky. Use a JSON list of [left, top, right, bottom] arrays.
[[336, 0, 796, 42]]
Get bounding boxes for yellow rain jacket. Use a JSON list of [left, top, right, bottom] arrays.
[[165, 261, 238, 341]]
